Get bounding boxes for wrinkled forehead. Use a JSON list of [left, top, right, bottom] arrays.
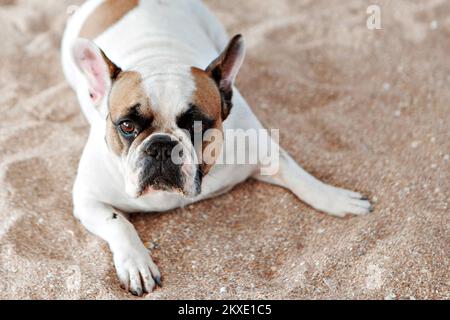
[[139, 64, 196, 120], [109, 66, 222, 123]]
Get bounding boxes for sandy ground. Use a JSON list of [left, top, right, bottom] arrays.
[[0, 0, 449, 300]]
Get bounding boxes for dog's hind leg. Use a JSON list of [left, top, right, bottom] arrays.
[[253, 147, 373, 217]]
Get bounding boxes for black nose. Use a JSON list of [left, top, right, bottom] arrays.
[[146, 136, 178, 161]]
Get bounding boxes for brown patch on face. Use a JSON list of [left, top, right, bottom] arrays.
[[80, 0, 139, 39], [191, 68, 223, 119], [190, 67, 224, 175], [109, 71, 148, 119], [106, 71, 154, 156]]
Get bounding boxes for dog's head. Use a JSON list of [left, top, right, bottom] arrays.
[[72, 35, 245, 198]]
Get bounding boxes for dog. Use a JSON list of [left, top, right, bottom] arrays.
[[61, 0, 373, 296]]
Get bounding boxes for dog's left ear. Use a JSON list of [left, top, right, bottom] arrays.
[[206, 34, 246, 120]]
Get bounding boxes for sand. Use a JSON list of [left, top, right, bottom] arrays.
[[0, 0, 449, 300]]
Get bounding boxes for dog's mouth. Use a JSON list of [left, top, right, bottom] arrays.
[[136, 166, 203, 198], [137, 170, 184, 195], [137, 177, 184, 197]]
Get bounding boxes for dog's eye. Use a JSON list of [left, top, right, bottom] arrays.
[[119, 121, 136, 137]]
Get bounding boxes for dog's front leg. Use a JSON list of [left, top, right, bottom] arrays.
[[254, 147, 373, 217], [73, 198, 161, 296]]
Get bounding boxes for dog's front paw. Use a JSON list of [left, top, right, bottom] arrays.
[[113, 244, 161, 296], [311, 184, 374, 217]]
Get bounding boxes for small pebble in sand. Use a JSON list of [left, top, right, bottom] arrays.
[[384, 292, 396, 300], [394, 110, 401, 117], [431, 164, 437, 169], [382, 83, 391, 91], [444, 154, 449, 161], [410, 141, 420, 149], [430, 20, 438, 30], [144, 242, 160, 250], [220, 287, 227, 294]]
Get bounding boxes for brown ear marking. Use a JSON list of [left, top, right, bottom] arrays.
[[100, 50, 122, 81], [206, 34, 245, 120], [80, 0, 139, 40]]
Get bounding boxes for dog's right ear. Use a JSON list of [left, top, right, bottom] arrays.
[[72, 38, 122, 105], [206, 34, 246, 120]]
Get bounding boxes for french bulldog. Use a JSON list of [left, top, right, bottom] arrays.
[[61, 0, 373, 296]]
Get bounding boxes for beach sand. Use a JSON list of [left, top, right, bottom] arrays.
[[0, 0, 448, 299]]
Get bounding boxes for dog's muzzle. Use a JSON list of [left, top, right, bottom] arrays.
[[138, 135, 184, 194]]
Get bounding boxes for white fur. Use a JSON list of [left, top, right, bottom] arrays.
[[62, 0, 372, 296]]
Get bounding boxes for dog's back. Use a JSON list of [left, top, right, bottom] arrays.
[[61, 0, 229, 122], [62, 0, 229, 76]]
